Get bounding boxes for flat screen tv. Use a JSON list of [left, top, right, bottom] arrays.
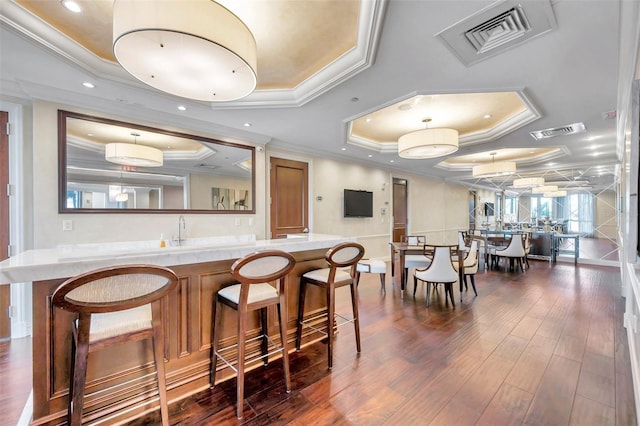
[[344, 189, 373, 218]]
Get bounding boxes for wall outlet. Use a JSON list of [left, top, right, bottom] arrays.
[[62, 219, 73, 231]]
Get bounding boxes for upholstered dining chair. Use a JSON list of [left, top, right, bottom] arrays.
[[211, 249, 296, 419], [453, 240, 479, 300], [413, 245, 459, 307], [51, 264, 179, 426], [403, 235, 430, 288], [458, 231, 470, 252], [491, 233, 526, 271], [356, 258, 387, 293], [296, 242, 365, 370]]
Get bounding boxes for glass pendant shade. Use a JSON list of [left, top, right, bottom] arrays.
[[113, 0, 257, 102]]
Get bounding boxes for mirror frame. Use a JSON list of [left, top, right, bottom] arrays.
[[58, 110, 256, 214]]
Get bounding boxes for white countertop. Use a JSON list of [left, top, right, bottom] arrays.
[[0, 233, 353, 284]]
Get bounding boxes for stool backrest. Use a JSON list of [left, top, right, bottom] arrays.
[[231, 250, 296, 284], [52, 265, 179, 314]]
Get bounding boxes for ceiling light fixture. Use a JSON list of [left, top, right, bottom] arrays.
[[398, 118, 459, 159], [112, 0, 257, 102], [512, 177, 545, 188], [531, 185, 558, 194], [543, 190, 567, 197], [61, 0, 82, 13], [105, 132, 163, 167], [472, 152, 516, 178]]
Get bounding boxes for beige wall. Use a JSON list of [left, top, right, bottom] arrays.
[[595, 190, 618, 239]]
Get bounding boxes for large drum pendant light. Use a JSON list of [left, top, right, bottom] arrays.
[[113, 0, 258, 102]]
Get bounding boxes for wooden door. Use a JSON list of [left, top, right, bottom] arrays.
[[0, 111, 10, 339], [392, 178, 407, 242], [269, 157, 309, 238]]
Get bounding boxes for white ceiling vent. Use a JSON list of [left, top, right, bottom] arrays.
[[529, 122, 587, 140], [436, 0, 556, 66]]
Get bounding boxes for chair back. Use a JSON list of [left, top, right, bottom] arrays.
[[52, 265, 179, 315], [458, 231, 469, 250], [416, 245, 458, 283], [230, 250, 296, 303], [325, 242, 365, 279], [464, 240, 479, 274], [499, 234, 526, 257], [405, 235, 426, 246]]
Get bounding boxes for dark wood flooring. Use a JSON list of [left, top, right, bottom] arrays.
[[1, 260, 636, 425]]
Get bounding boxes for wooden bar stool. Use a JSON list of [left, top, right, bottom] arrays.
[[211, 249, 296, 419], [51, 264, 179, 426], [295, 242, 365, 369], [356, 259, 387, 293]]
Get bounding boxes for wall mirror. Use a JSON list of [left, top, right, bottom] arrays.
[[58, 110, 255, 213]]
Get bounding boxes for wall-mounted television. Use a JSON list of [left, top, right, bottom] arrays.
[[484, 202, 495, 216], [344, 189, 373, 218]]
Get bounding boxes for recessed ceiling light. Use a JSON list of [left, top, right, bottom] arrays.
[[483, 114, 492, 119], [177, 105, 187, 111], [367, 154, 373, 158], [389, 160, 395, 163], [243, 122, 252, 127], [365, 117, 373, 123], [351, 97, 359, 103], [61, 0, 82, 13], [341, 147, 346, 151], [398, 104, 412, 111], [82, 82, 94, 88]]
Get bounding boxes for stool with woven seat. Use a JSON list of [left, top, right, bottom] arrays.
[[211, 249, 296, 419], [356, 259, 386, 293], [295, 242, 365, 370], [51, 264, 179, 426]]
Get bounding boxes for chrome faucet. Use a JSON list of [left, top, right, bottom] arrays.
[[177, 215, 186, 245]]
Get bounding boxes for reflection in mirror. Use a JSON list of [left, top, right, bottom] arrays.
[[469, 163, 619, 263], [59, 110, 255, 213]]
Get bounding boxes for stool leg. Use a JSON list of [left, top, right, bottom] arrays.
[[355, 271, 361, 286], [211, 297, 222, 387], [350, 281, 361, 354], [260, 307, 268, 366], [326, 283, 335, 370], [295, 279, 307, 351], [470, 275, 478, 296], [380, 273, 386, 293], [70, 316, 91, 426], [151, 302, 170, 426], [276, 298, 291, 393], [236, 306, 247, 419]]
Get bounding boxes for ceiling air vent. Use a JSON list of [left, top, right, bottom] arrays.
[[436, 0, 556, 66], [529, 122, 586, 140]]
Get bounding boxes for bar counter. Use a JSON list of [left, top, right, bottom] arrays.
[[0, 233, 352, 425]]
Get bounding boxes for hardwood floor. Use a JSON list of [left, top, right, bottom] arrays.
[[1, 260, 636, 425]]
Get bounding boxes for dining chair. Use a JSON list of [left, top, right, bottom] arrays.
[[403, 235, 430, 288], [295, 242, 365, 369], [491, 233, 526, 271], [453, 240, 479, 300], [211, 249, 296, 419], [51, 264, 179, 426], [413, 245, 459, 307], [458, 231, 470, 252]]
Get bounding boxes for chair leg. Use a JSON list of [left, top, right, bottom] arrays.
[[448, 283, 455, 307], [380, 273, 386, 293], [413, 275, 418, 297], [326, 283, 335, 370], [295, 279, 307, 351], [151, 303, 170, 426], [355, 271, 361, 286], [426, 279, 431, 307], [276, 298, 291, 393], [260, 307, 268, 366], [236, 307, 247, 419], [211, 297, 222, 387], [70, 319, 91, 426], [350, 281, 361, 354], [470, 275, 478, 296]]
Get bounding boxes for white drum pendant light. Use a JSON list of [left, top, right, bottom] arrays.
[[113, 0, 258, 102], [105, 132, 163, 167], [398, 118, 459, 159]]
